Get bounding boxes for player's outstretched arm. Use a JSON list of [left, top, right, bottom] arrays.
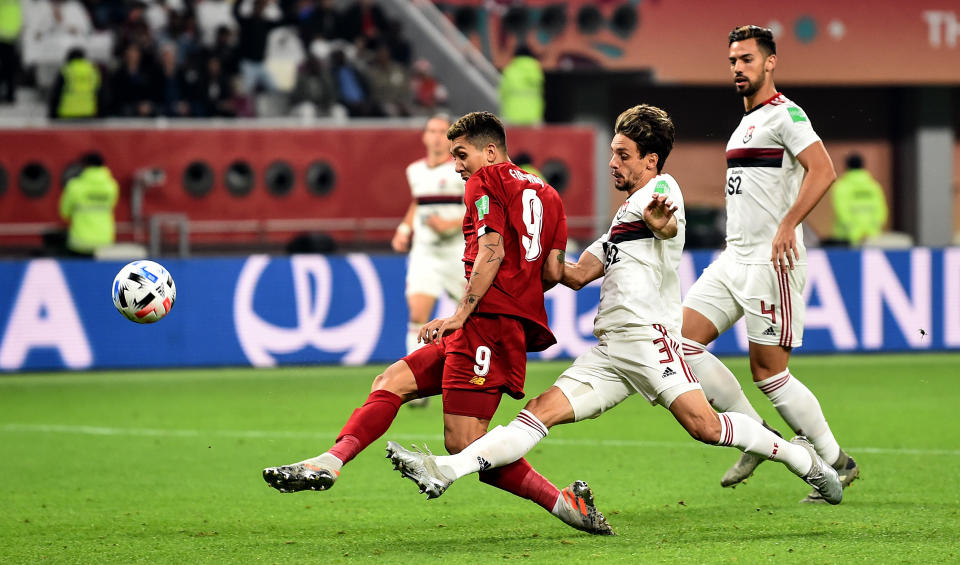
[[420, 231, 504, 344], [561, 251, 604, 290], [643, 193, 679, 239], [541, 248, 565, 291], [771, 141, 837, 272]]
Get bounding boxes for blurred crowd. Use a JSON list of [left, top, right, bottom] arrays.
[[0, 0, 451, 118]]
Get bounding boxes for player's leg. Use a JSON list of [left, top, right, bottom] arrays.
[[388, 317, 614, 534], [665, 387, 841, 504], [681, 311, 761, 419], [681, 259, 769, 421], [405, 252, 443, 354], [406, 293, 437, 353], [683, 256, 785, 486], [388, 384, 614, 535], [404, 293, 437, 408], [404, 252, 445, 407], [749, 343, 858, 501], [441, 394, 566, 517], [263, 345, 442, 492], [404, 340, 628, 482], [744, 263, 859, 500]]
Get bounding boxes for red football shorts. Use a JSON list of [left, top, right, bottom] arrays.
[[402, 314, 529, 419]]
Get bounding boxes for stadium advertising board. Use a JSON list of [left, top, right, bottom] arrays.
[[0, 248, 957, 372], [439, 0, 960, 84]]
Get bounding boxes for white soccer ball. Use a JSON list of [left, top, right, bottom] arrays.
[[112, 260, 177, 324]]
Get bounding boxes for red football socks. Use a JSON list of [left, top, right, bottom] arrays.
[[328, 389, 403, 465], [479, 458, 561, 511]]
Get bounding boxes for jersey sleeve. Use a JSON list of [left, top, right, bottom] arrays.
[[662, 175, 685, 224], [404, 163, 416, 195], [465, 170, 505, 237], [777, 104, 821, 157], [585, 232, 607, 262], [548, 193, 568, 251]]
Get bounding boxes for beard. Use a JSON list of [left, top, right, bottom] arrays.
[[735, 74, 763, 97], [612, 175, 631, 192]]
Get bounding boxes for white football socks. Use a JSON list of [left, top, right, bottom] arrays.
[[302, 452, 343, 473], [681, 338, 764, 422], [717, 411, 812, 476], [435, 410, 549, 479], [406, 322, 424, 355], [756, 369, 841, 466]]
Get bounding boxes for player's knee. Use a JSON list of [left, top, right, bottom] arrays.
[[370, 371, 390, 392], [443, 434, 470, 454], [522, 387, 574, 427], [370, 362, 418, 397]]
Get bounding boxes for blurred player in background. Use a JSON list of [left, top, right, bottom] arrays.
[[391, 113, 466, 408], [387, 104, 842, 508], [680, 25, 859, 502], [264, 112, 612, 534]]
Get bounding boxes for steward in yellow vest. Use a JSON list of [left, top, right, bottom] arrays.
[[59, 153, 119, 255], [51, 48, 100, 119]]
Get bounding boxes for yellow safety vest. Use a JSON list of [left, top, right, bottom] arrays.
[[58, 59, 100, 118]]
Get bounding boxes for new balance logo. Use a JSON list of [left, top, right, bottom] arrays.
[[762, 327, 777, 336], [476, 457, 492, 471], [662, 367, 676, 378]]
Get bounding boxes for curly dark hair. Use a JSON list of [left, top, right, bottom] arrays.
[[447, 111, 507, 152], [614, 104, 675, 173]]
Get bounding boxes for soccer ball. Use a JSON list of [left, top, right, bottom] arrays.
[[112, 260, 177, 323]]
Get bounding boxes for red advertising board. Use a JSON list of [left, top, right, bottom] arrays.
[[0, 126, 595, 246]]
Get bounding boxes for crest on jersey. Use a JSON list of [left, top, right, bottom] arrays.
[[615, 202, 629, 219], [743, 126, 755, 143]]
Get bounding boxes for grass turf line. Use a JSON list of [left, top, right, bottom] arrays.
[[0, 353, 958, 564]]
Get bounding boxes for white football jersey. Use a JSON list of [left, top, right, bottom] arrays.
[[585, 173, 686, 336], [724, 93, 821, 264], [405, 158, 466, 249]]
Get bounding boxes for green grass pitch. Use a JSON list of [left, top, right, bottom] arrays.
[[1, 353, 959, 564]]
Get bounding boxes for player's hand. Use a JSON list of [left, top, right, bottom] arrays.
[[424, 214, 444, 233], [770, 222, 799, 272], [643, 193, 678, 232], [418, 315, 465, 345], [426, 214, 461, 235], [391, 229, 411, 252]]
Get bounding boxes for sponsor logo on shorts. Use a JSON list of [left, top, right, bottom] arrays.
[[661, 367, 677, 378], [469, 376, 486, 386], [763, 326, 777, 336]]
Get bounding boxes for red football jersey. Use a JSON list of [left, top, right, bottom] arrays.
[[462, 162, 567, 352]]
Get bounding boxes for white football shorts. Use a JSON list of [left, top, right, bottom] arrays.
[[554, 325, 702, 420], [405, 244, 465, 300], [683, 249, 806, 347]]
